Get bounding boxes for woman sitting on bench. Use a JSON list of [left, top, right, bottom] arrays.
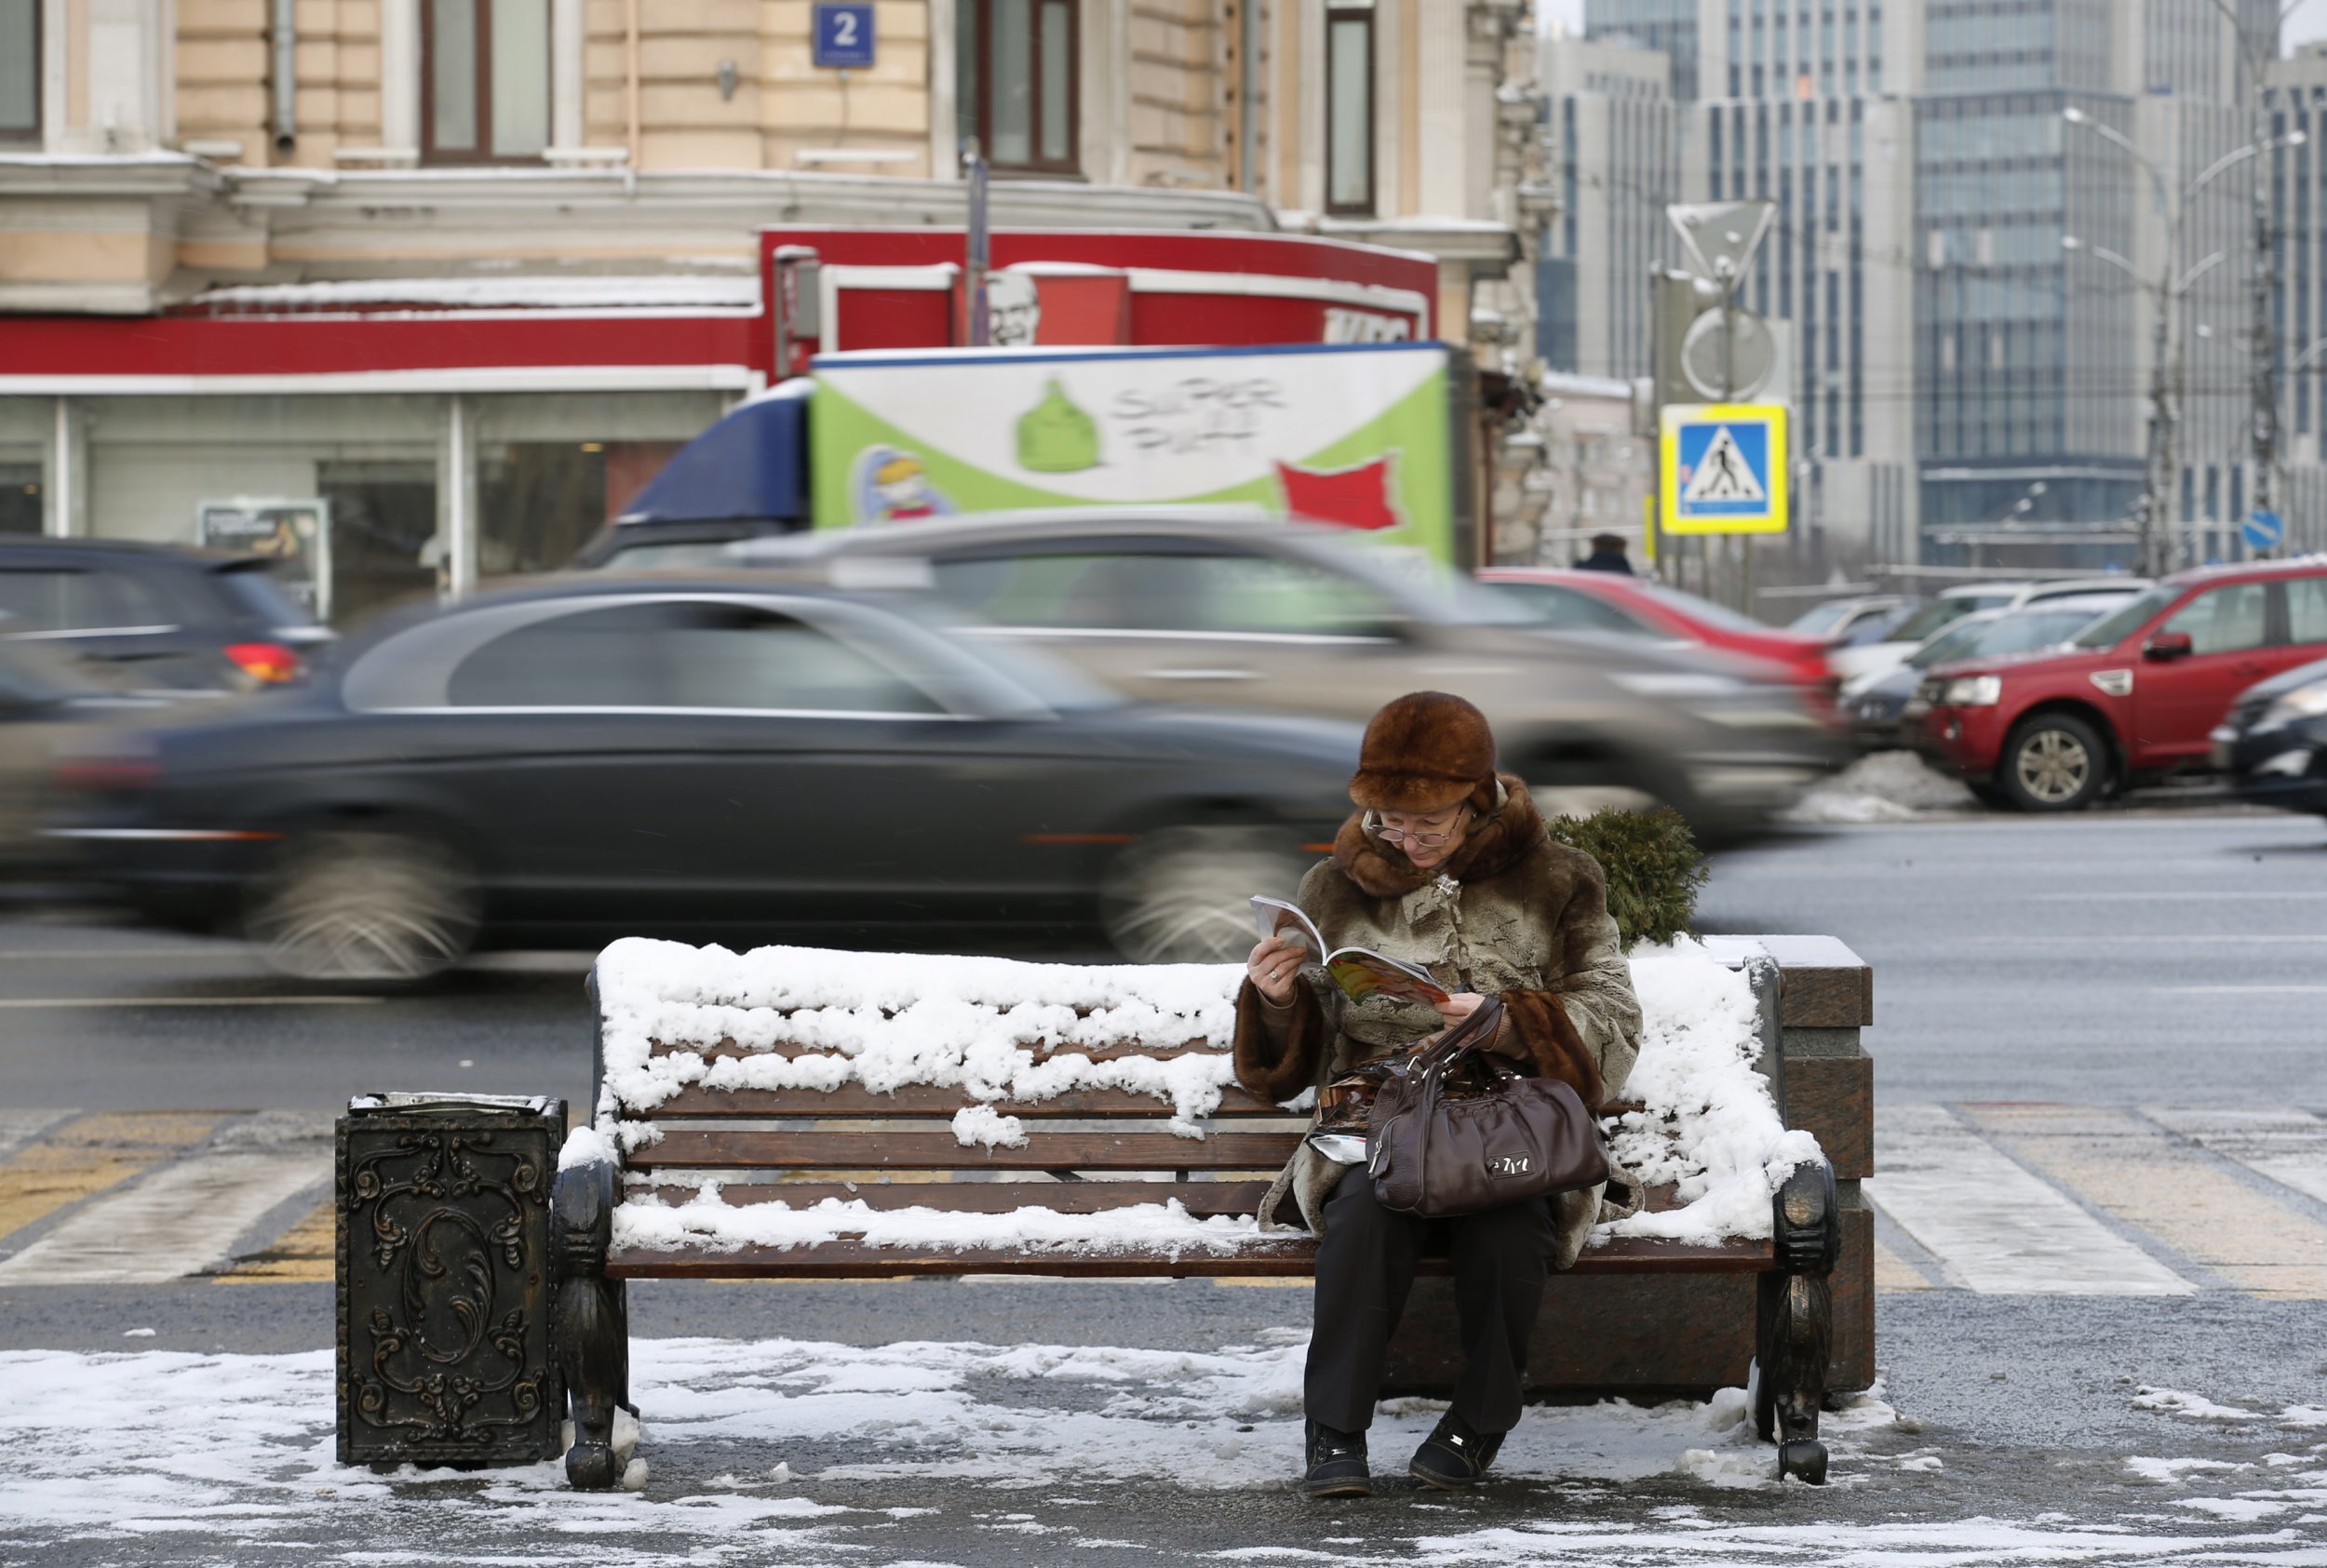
[[1235, 690, 1645, 1498]]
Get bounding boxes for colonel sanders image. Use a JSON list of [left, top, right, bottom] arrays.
[[988, 271, 1042, 348]]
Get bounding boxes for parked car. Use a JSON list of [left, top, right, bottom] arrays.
[[733, 514, 1841, 845], [1786, 595, 1921, 646], [1844, 597, 2124, 754], [0, 540, 331, 695], [1909, 559, 2327, 811], [1475, 567, 1841, 717], [1827, 577, 2148, 688], [50, 577, 1366, 980], [2211, 655, 2327, 819]]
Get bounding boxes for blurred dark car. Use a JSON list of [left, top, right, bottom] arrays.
[[0, 539, 332, 695], [0, 642, 170, 875], [731, 513, 1840, 845], [2212, 655, 2327, 818], [1844, 597, 2125, 754], [51, 577, 1363, 981]]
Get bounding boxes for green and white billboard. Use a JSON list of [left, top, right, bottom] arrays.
[[809, 342, 1457, 559]]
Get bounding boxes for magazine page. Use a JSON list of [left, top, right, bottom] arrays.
[[1325, 948, 1450, 1007], [1250, 895, 1325, 955]]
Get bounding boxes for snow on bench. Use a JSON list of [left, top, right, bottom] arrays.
[[577, 936, 1824, 1260]]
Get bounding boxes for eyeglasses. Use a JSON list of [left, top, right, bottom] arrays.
[[1364, 808, 1470, 848]]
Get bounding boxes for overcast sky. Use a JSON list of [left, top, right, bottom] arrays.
[[1537, 0, 2327, 50]]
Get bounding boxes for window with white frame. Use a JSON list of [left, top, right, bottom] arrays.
[[0, 0, 38, 141], [1325, 0, 1375, 214], [424, 0, 550, 163]]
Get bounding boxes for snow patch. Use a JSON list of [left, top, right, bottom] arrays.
[[614, 1189, 1269, 1257], [1782, 749, 1977, 824], [1597, 939, 1820, 1246], [2137, 1387, 2273, 1422], [950, 1104, 1029, 1149], [558, 1122, 617, 1171]]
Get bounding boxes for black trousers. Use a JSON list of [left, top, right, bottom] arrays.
[[1304, 1165, 1555, 1435]]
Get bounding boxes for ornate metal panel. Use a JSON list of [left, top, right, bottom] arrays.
[[336, 1094, 566, 1467]]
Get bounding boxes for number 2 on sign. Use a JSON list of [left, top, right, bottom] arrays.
[[833, 11, 855, 43]]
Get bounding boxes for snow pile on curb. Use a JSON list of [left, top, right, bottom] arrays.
[[1783, 749, 1977, 824], [1600, 939, 1821, 1246]]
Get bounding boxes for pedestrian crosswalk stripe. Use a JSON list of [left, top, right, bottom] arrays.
[[216, 1199, 335, 1283], [1965, 1104, 2327, 1300], [1863, 1104, 2193, 1296], [2144, 1105, 2327, 1210], [0, 1109, 79, 1163], [0, 1112, 231, 1250], [0, 1112, 330, 1286], [1870, 1238, 1934, 1292]]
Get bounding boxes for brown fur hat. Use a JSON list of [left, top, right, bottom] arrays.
[[1348, 690, 1500, 813]]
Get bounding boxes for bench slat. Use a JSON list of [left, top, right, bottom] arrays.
[[636, 1180, 1276, 1216], [644, 1084, 1290, 1119], [605, 1235, 1774, 1280], [632, 1128, 1304, 1172]]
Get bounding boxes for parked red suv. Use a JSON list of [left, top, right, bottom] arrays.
[[1911, 559, 2327, 811]]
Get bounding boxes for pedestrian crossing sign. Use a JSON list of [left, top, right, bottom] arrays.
[[1660, 402, 1788, 534]]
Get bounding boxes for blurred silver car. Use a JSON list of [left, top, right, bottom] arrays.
[[727, 513, 1840, 844]]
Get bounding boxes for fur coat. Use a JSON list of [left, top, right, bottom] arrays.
[[1231, 773, 1645, 1270]]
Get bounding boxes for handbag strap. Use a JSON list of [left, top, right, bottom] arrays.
[[1406, 995, 1505, 1180]]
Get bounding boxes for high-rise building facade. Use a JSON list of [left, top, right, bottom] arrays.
[[1548, 0, 2320, 585]]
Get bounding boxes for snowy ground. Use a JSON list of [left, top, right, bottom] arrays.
[[7, 1332, 2327, 1567]]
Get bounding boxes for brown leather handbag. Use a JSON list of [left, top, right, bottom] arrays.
[[1365, 996, 1609, 1218]]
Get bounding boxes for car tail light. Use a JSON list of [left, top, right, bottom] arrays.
[[53, 753, 159, 792], [224, 641, 305, 684]]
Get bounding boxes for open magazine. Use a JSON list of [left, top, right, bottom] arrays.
[[1251, 896, 1451, 1007]]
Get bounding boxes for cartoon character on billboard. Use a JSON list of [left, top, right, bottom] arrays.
[[988, 270, 1042, 348], [852, 446, 957, 524]]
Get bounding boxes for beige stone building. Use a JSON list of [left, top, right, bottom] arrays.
[[1, 0, 1545, 342]]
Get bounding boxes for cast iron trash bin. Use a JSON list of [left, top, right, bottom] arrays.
[[335, 1092, 568, 1469]]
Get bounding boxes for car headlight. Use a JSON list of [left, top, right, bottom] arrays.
[[2258, 682, 2327, 731], [1942, 676, 2003, 706]]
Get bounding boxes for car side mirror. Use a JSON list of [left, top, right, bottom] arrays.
[[2143, 630, 2194, 662]]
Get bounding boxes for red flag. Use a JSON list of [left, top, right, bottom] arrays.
[[1274, 455, 1402, 530]]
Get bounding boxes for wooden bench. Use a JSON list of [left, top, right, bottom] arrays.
[[550, 937, 1874, 1491]]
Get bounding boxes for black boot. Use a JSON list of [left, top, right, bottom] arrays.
[[1408, 1410, 1503, 1490], [1302, 1419, 1372, 1498]]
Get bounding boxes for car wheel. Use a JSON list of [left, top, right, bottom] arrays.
[[248, 829, 479, 984], [1100, 824, 1311, 965], [1997, 715, 2109, 813]]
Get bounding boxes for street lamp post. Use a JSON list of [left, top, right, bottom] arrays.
[[2060, 104, 2304, 578]]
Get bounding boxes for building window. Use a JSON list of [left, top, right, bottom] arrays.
[[958, 0, 1081, 174], [1325, 1, 1375, 215], [0, 0, 37, 141], [424, 0, 550, 164]]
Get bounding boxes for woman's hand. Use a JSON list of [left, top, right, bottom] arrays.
[[1432, 991, 1487, 1025], [1246, 936, 1306, 1005]]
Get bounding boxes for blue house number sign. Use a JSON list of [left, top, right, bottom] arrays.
[[814, 3, 876, 68]]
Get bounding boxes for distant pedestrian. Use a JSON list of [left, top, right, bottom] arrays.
[[1574, 532, 1634, 575]]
